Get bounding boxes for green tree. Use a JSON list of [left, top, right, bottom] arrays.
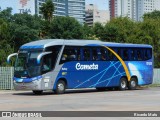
[[40, 0, 55, 22], [40, 20, 52, 38], [102, 17, 135, 42], [142, 10, 160, 67], [0, 7, 12, 22], [9, 13, 42, 50], [0, 41, 14, 66], [82, 23, 94, 39], [102, 23, 119, 42], [49, 16, 84, 39], [0, 18, 13, 66], [141, 19, 160, 67], [143, 10, 160, 20], [92, 22, 104, 40], [0, 8, 44, 66], [0, 18, 10, 40]]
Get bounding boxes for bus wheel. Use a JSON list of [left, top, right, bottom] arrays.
[[119, 78, 127, 91], [33, 90, 43, 95], [55, 80, 66, 94], [128, 78, 137, 90]]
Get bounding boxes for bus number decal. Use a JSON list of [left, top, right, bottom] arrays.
[[146, 62, 152, 66]]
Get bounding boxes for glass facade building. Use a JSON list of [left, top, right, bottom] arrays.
[[109, 0, 160, 21], [36, 0, 85, 24]]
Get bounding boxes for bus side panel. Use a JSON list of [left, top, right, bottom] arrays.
[[41, 65, 62, 90], [54, 61, 126, 89], [54, 60, 153, 90], [94, 61, 126, 88], [127, 60, 153, 85], [144, 59, 153, 84]]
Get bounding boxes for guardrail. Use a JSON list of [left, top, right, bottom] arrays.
[[0, 67, 160, 90], [153, 68, 160, 84], [0, 67, 14, 90]]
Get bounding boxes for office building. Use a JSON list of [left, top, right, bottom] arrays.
[[109, 0, 160, 21], [85, 4, 110, 27], [0, 0, 85, 24], [37, 0, 85, 24]]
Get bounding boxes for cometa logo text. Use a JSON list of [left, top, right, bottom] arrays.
[[76, 63, 98, 70]]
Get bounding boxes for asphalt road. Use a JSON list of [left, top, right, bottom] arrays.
[[0, 87, 160, 112]]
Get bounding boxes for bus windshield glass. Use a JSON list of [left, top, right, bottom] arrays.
[[14, 50, 42, 78]]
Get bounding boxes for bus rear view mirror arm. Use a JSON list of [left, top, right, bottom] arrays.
[[37, 52, 52, 64], [7, 53, 18, 64]]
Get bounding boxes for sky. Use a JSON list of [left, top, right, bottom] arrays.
[[0, 0, 15, 9], [0, 0, 17, 13], [0, 0, 36, 14], [0, 0, 109, 12], [86, 0, 109, 10]]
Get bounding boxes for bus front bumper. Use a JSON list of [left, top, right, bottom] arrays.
[[13, 80, 42, 90]]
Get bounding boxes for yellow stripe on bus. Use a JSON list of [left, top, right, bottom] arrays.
[[102, 45, 131, 81]]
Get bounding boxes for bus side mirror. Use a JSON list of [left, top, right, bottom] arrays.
[[7, 53, 18, 64], [37, 52, 52, 64]]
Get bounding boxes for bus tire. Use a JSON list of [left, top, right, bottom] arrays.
[[128, 77, 137, 90], [55, 80, 66, 94], [119, 77, 127, 91], [33, 90, 43, 95]]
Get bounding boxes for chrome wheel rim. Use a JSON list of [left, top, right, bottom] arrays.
[[131, 80, 136, 87], [121, 80, 126, 88], [58, 83, 64, 91]]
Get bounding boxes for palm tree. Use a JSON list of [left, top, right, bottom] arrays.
[[40, 0, 55, 22]]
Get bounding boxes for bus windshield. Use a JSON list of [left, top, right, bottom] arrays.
[[14, 51, 42, 78]]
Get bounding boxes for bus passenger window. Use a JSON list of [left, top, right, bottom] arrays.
[[68, 50, 76, 60], [60, 47, 81, 64], [60, 48, 69, 64], [61, 54, 67, 61], [61, 49, 68, 63], [130, 49, 136, 60], [84, 49, 90, 61], [137, 50, 142, 60], [42, 55, 52, 73], [144, 50, 148, 60], [117, 49, 121, 57], [42, 62, 50, 71], [76, 48, 81, 61], [144, 49, 152, 60], [123, 49, 128, 60], [101, 54, 106, 60], [147, 49, 152, 59], [108, 51, 114, 60], [92, 48, 98, 61], [100, 48, 107, 61]]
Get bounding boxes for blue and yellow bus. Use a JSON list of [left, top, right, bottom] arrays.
[[7, 39, 153, 94]]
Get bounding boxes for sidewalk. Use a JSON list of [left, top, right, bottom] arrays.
[[0, 90, 30, 94]]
